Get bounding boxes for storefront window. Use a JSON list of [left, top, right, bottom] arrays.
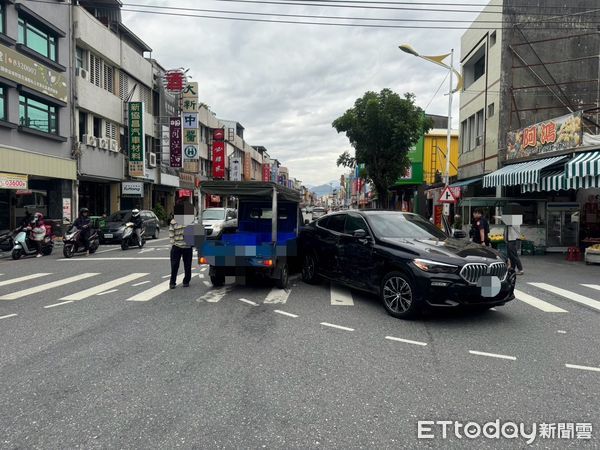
[[0, 5, 5, 35], [18, 17, 57, 61], [19, 95, 58, 134]]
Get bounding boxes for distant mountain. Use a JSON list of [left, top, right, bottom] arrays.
[[310, 180, 341, 197]]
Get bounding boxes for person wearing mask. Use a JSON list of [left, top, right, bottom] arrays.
[[74, 208, 92, 255], [472, 209, 490, 246], [131, 209, 144, 246], [169, 202, 194, 289]]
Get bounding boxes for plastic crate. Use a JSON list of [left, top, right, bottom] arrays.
[[534, 246, 546, 255]]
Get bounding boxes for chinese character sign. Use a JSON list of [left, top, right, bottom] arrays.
[[262, 164, 271, 182], [182, 81, 198, 113], [164, 70, 186, 94], [212, 141, 225, 179], [182, 113, 198, 129], [506, 111, 583, 160], [128, 102, 145, 177], [213, 128, 225, 141], [243, 151, 252, 181], [170, 116, 182, 168], [231, 157, 242, 181]]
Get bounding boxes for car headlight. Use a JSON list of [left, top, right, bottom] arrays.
[[413, 258, 458, 274], [212, 223, 222, 231]]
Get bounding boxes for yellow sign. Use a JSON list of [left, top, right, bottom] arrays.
[[0, 172, 28, 190], [0, 43, 67, 102]]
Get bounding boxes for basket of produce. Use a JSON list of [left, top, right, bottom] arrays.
[[585, 244, 600, 265]]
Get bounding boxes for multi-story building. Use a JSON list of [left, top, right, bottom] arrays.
[[458, 0, 600, 250], [0, 0, 74, 229]]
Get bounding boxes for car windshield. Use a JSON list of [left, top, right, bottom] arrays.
[[108, 211, 131, 222], [202, 209, 225, 220], [367, 213, 448, 240]]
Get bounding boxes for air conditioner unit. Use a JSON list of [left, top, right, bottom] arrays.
[[84, 134, 97, 147], [109, 139, 119, 152], [76, 67, 89, 80], [148, 152, 157, 168], [98, 138, 109, 150]]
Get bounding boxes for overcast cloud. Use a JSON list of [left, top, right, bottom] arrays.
[[123, 0, 488, 186]]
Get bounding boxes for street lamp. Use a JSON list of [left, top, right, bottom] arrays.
[[398, 44, 464, 188]]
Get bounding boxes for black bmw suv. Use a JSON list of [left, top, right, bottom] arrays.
[[299, 210, 516, 319]]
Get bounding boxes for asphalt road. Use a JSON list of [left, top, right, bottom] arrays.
[[0, 242, 598, 449]]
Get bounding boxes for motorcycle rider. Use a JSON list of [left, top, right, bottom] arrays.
[[30, 212, 46, 258], [74, 207, 92, 256], [131, 209, 144, 246]]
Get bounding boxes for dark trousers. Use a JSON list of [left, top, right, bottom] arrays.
[[507, 240, 523, 271], [170, 246, 193, 285]]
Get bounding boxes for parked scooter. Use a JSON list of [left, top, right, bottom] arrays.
[[11, 225, 54, 260], [0, 228, 18, 252], [63, 226, 100, 258], [121, 222, 145, 250]]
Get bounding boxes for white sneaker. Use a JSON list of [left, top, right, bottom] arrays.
[[36, 254, 42, 258], [516, 270, 524, 275]]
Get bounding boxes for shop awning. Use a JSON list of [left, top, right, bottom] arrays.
[[565, 151, 600, 178], [449, 177, 482, 188], [522, 170, 565, 193], [482, 156, 567, 188]]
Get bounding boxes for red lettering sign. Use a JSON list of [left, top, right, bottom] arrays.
[[164, 70, 186, 93], [213, 129, 225, 141], [212, 141, 225, 179], [262, 164, 271, 182], [540, 122, 557, 145], [522, 126, 537, 149]]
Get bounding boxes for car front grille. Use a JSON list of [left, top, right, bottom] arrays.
[[460, 262, 508, 285], [204, 228, 213, 236]]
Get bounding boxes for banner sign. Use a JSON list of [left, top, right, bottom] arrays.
[[169, 116, 182, 168], [128, 102, 145, 177], [164, 70, 187, 94], [0, 43, 67, 102], [213, 128, 225, 141], [62, 198, 72, 220], [183, 128, 198, 145], [243, 151, 252, 181], [230, 157, 242, 181], [182, 113, 198, 129], [184, 144, 199, 160], [122, 182, 144, 197], [212, 141, 225, 179], [262, 164, 271, 182], [507, 111, 583, 160], [0, 172, 28, 189]]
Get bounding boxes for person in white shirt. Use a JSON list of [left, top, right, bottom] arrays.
[[506, 223, 524, 275]]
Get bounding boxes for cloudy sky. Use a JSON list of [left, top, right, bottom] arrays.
[[123, 0, 489, 186]]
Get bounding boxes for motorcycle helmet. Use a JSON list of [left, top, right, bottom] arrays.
[[131, 209, 140, 218], [80, 207, 89, 217]]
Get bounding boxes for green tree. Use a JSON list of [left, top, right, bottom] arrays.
[[333, 89, 432, 208]]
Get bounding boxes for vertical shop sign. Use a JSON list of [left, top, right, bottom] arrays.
[[170, 116, 182, 168], [128, 102, 145, 177]]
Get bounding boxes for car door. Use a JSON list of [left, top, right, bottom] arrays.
[[314, 214, 346, 278], [337, 213, 375, 289], [142, 212, 154, 235], [225, 209, 237, 231]]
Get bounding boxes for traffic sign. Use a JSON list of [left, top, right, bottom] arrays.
[[439, 186, 457, 203]]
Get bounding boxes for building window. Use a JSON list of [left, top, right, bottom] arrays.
[[488, 103, 495, 118], [0, 5, 5, 35], [490, 31, 497, 47], [119, 71, 129, 100], [18, 17, 57, 61], [79, 111, 87, 141], [463, 46, 486, 89], [19, 95, 58, 134], [76, 47, 87, 70], [0, 86, 5, 121], [105, 121, 117, 140], [475, 109, 484, 146], [93, 116, 102, 138], [89, 53, 114, 94]]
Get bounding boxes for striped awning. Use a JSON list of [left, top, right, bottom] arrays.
[[483, 156, 567, 188], [565, 151, 600, 178], [522, 170, 565, 193]]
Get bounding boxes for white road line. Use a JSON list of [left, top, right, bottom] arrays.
[[0, 313, 17, 320], [557, 330, 567, 334], [469, 350, 516, 361], [529, 283, 600, 312], [330, 283, 354, 306], [0, 273, 52, 288], [97, 289, 118, 296], [61, 273, 148, 301], [199, 286, 231, 303], [239, 298, 259, 306], [203, 281, 211, 287], [565, 364, 600, 373], [132, 281, 150, 287], [385, 336, 428, 346], [274, 310, 298, 318], [127, 274, 195, 302], [94, 247, 120, 254], [59, 257, 170, 261], [44, 301, 74, 309], [198, 274, 205, 279], [320, 322, 354, 332], [0, 273, 100, 300], [514, 289, 568, 313], [162, 275, 170, 279], [200, 266, 208, 272], [582, 284, 600, 292], [263, 287, 291, 304]]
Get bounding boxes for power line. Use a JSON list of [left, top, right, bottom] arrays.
[[424, 72, 449, 111]]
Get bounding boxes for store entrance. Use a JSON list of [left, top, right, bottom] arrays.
[[0, 190, 10, 230], [79, 181, 110, 216], [546, 203, 579, 251]]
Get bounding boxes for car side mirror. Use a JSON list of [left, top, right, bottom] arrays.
[[453, 230, 467, 239], [353, 229, 367, 239]]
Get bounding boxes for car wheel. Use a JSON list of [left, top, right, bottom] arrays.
[[301, 252, 320, 284], [153, 227, 159, 239], [275, 262, 289, 289], [381, 271, 419, 319]]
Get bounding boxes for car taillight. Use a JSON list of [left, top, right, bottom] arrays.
[[199, 257, 208, 264], [263, 259, 273, 267]]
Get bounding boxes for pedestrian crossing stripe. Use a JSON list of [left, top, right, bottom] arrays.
[[529, 283, 600, 312], [61, 273, 149, 301], [514, 289, 568, 313], [0, 273, 52, 288], [0, 273, 100, 301], [126, 274, 197, 302]]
